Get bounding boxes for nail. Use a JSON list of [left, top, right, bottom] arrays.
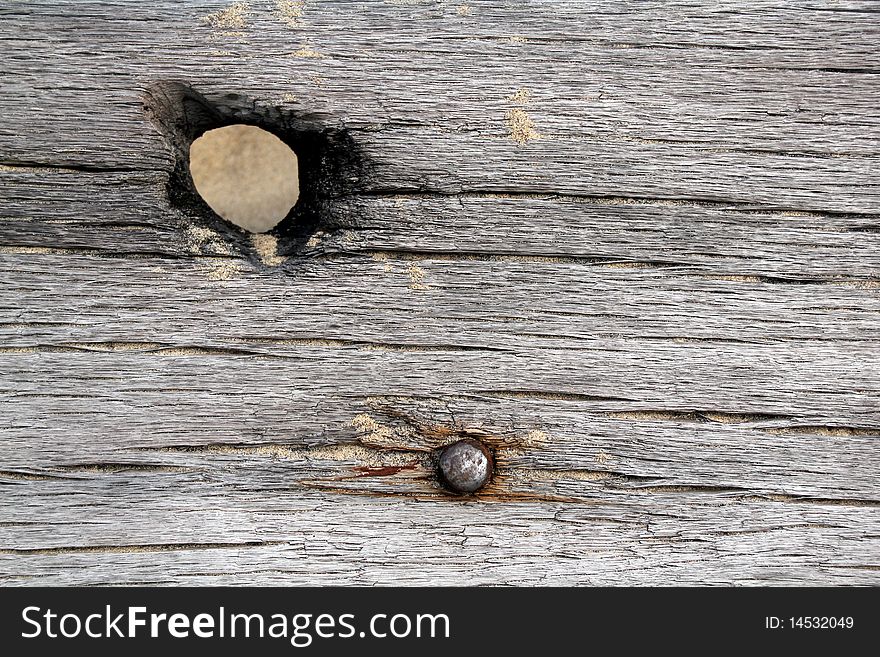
[[437, 439, 493, 494]]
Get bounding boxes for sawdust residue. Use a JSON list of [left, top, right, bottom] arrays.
[[64, 342, 165, 352], [203, 1, 250, 33], [766, 426, 879, 437], [508, 88, 531, 104], [407, 264, 427, 290], [506, 108, 541, 145], [184, 225, 232, 256], [250, 233, 285, 266], [0, 246, 54, 254], [276, 0, 307, 26], [287, 443, 423, 469], [522, 429, 549, 448], [602, 262, 658, 269], [160, 441, 418, 468], [206, 259, 241, 281], [351, 414, 400, 448], [372, 251, 394, 272], [515, 468, 614, 482], [184, 226, 242, 281], [844, 280, 880, 289], [456, 4, 472, 15], [291, 47, 323, 58], [711, 275, 768, 283]]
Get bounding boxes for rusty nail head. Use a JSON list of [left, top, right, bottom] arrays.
[[438, 439, 493, 494]]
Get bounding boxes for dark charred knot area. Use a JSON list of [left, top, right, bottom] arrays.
[[143, 80, 367, 263], [436, 439, 495, 495]]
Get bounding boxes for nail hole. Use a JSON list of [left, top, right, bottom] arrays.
[[189, 125, 300, 234], [144, 81, 369, 261]]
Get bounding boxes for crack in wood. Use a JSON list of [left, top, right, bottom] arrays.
[[334, 248, 691, 268], [0, 541, 287, 556], [0, 470, 79, 482], [737, 494, 880, 508], [341, 189, 880, 220], [477, 390, 637, 403], [0, 338, 508, 356], [50, 463, 195, 474], [608, 409, 790, 424]]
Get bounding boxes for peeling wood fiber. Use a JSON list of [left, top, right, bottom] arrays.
[[0, 0, 878, 586]]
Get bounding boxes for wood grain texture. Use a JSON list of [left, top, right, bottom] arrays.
[[0, 0, 878, 585]]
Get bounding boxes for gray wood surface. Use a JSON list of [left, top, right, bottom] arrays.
[[1, 0, 878, 585]]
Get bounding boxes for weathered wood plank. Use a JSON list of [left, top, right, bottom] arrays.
[[1, 0, 878, 585]]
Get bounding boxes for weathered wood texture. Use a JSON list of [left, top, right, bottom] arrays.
[[1, 1, 879, 585]]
